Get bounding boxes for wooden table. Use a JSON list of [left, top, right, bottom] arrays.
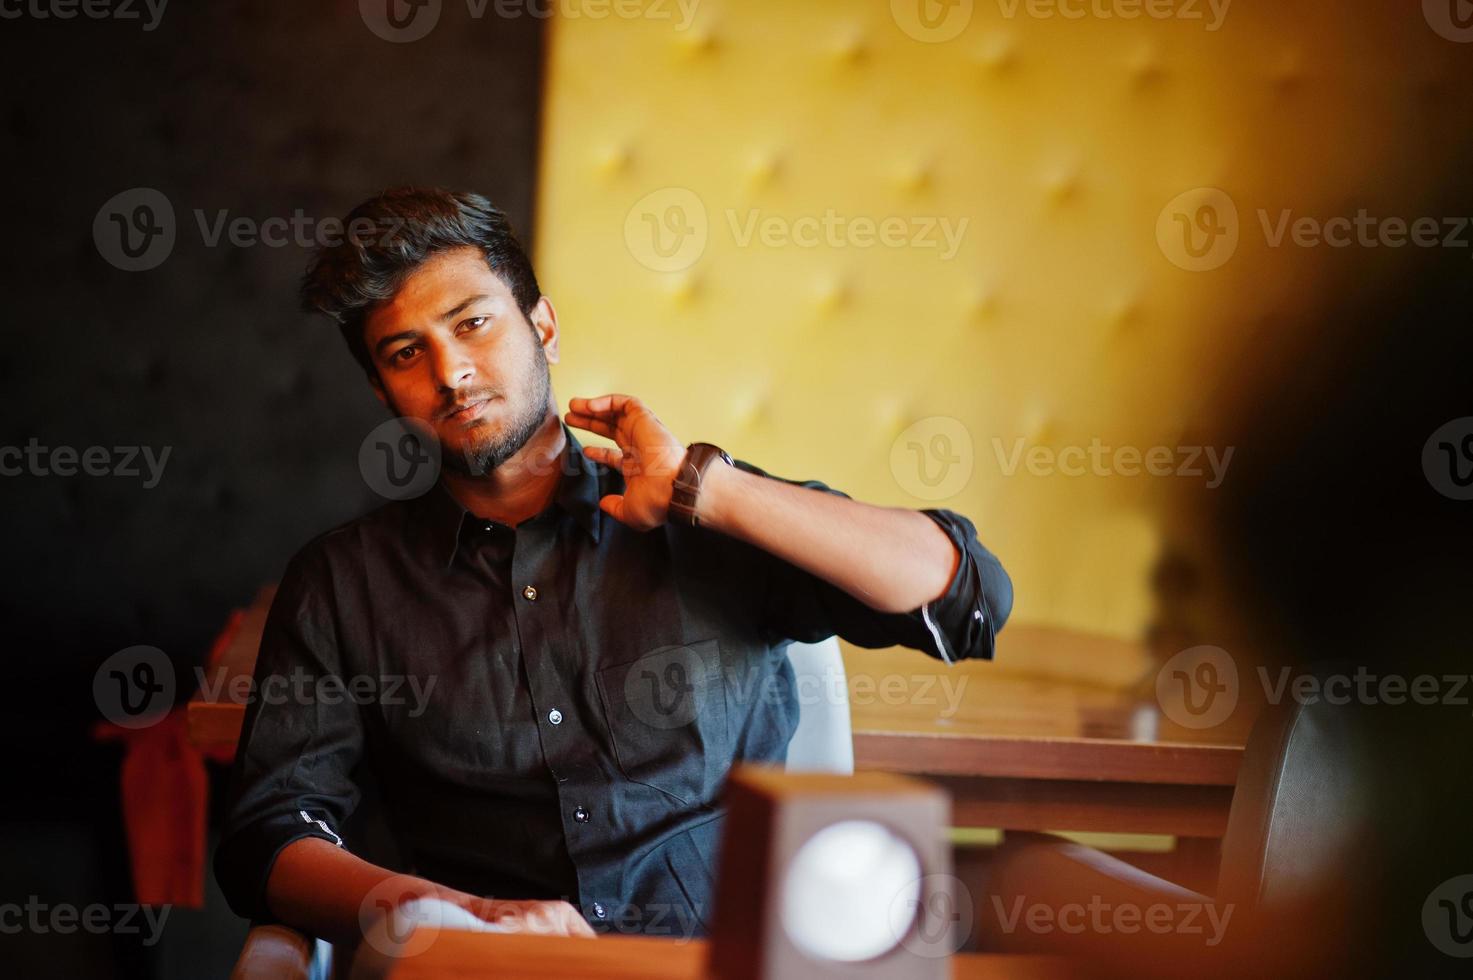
[[190, 591, 1250, 839], [848, 626, 1252, 839], [350, 930, 1070, 980]]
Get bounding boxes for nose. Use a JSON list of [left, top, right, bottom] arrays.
[[428, 336, 475, 392]]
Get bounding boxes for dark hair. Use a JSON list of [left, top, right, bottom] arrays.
[[299, 187, 541, 375]]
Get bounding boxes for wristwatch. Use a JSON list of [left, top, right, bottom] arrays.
[[668, 442, 733, 527]]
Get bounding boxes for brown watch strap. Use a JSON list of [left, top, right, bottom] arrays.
[[668, 442, 732, 527]]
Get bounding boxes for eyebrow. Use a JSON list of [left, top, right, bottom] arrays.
[[439, 293, 489, 322], [372, 293, 492, 358]]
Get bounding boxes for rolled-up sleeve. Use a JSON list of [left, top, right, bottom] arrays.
[[739, 460, 1012, 662], [213, 540, 363, 922]]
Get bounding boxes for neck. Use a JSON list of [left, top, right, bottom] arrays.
[[440, 410, 566, 528]]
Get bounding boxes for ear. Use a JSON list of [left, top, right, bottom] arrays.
[[530, 296, 560, 365]]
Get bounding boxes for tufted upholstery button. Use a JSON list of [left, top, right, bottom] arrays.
[[592, 902, 607, 919], [573, 805, 590, 823], [548, 708, 563, 725], [522, 585, 538, 601]]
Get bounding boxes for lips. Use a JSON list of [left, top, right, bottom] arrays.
[[444, 398, 491, 422]]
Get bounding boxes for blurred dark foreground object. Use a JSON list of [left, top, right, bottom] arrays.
[[980, 678, 1471, 978]]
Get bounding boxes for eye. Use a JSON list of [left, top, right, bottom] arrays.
[[391, 345, 420, 363], [460, 316, 489, 333]]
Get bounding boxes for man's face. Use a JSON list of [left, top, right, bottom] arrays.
[[363, 246, 558, 476]]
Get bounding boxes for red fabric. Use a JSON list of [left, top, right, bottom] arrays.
[[92, 608, 243, 908]]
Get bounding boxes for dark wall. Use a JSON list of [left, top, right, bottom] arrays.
[[0, 4, 546, 976]]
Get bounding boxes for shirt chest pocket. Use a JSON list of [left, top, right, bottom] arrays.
[[593, 638, 730, 806]]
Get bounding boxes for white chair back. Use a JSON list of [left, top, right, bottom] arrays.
[[781, 636, 854, 774]]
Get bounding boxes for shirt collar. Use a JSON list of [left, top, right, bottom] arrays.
[[415, 420, 604, 568]]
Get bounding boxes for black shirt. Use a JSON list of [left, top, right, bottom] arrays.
[[214, 421, 1011, 937]]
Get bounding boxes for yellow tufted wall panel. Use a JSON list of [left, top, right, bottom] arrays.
[[534, 2, 1473, 651]]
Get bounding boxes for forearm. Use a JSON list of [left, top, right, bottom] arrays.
[[265, 837, 450, 947], [695, 462, 960, 614]]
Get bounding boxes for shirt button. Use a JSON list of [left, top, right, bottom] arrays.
[[573, 805, 589, 823], [548, 708, 563, 725], [592, 902, 606, 919], [522, 585, 538, 601]]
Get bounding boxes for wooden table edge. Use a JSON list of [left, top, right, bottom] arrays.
[[852, 730, 1244, 786]]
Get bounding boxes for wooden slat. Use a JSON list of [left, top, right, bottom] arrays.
[[355, 930, 1069, 980], [938, 775, 1235, 838], [853, 731, 1243, 786]]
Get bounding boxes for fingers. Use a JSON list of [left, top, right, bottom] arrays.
[[562, 905, 598, 938], [566, 394, 663, 437], [567, 394, 636, 418], [472, 899, 596, 938], [598, 494, 628, 525], [580, 445, 626, 469], [564, 411, 618, 440]]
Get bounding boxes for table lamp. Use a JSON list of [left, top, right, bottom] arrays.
[[710, 766, 957, 979]]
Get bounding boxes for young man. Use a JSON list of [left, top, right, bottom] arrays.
[[214, 187, 1011, 947]]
